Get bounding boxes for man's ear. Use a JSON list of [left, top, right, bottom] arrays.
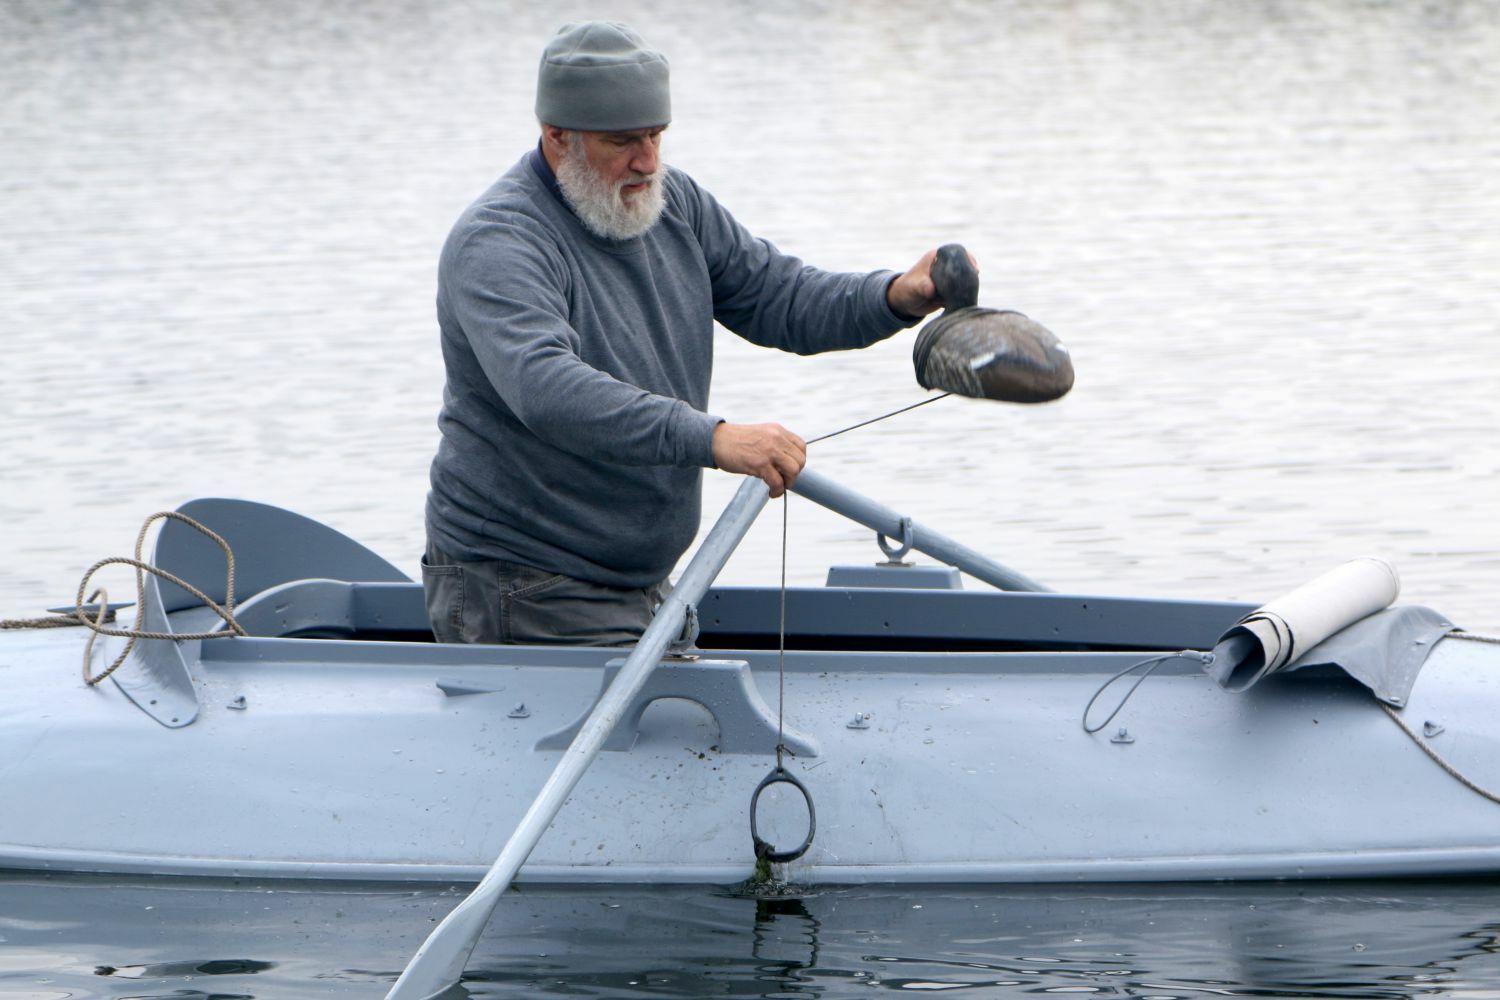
[[540, 123, 569, 157]]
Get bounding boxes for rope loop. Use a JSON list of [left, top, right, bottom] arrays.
[[1082, 650, 1213, 734], [52, 510, 248, 686]]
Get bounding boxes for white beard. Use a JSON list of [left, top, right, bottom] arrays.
[[555, 133, 666, 241]]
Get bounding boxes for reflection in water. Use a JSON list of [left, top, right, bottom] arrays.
[[752, 896, 821, 996], [95, 958, 275, 978], [114, 992, 254, 1000], [7, 874, 1500, 998]]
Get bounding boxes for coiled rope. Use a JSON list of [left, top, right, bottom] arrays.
[[0, 511, 247, 685]]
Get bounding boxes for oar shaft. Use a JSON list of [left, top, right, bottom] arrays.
[[386, 476, 770, 1000], [789, 468, 1049, 593], [481, 476, 769, 875]]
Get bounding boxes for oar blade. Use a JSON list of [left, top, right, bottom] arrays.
[[385, 891, 496, 998]]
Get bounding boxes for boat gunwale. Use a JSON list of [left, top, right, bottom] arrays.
[[8, 842, 1500, 886]]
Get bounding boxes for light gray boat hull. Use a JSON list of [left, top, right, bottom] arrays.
[[3, 587, 1497, 884]]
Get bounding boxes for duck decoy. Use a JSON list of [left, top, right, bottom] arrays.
[[912, 243, 1074, 403]]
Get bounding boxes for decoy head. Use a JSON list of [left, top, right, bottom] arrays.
[[931, 243, 980, 311]]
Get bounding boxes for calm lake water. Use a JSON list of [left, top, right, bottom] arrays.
[[2, 0, 1499, 996], [7, 875, 1500, 999]]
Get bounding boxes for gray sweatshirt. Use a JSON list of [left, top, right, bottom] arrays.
[[425, 150, 915, 587]]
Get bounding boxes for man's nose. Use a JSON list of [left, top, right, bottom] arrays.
[[630, 140, 658, 176]]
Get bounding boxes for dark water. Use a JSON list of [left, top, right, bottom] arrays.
[[7, 875, 1500, 999], [3, 0, 1500, 996]]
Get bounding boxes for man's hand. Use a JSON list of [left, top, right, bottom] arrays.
[[711, 422, 806, 498], [887, 247, 979, 318]]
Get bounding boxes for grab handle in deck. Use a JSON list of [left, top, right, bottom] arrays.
[[789, 468, 1049, 593]]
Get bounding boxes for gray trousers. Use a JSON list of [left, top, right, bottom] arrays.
[[421, 542, 668, 647]]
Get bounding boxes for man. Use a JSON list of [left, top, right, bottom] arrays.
[[423, 21, 951, 646]]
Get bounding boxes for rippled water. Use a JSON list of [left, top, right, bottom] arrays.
[[2, 0, 1497, 627], [3, 0, 1500, 996], [8, 875, 1500, 999]]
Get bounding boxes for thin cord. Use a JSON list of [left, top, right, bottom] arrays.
[[776, 494, 788, 768], [806, 393, 952, 445], [1082, 651, 1214, 734], [762, 389, 952, 765]]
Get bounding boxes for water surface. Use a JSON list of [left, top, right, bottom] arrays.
[[7, 875, 1500, 999], [1, 0, 1496, 625]]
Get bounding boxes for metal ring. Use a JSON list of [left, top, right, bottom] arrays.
[[876, 517, 914, 562], [669, 602, 700, 654], [749, 765, 816, 863]]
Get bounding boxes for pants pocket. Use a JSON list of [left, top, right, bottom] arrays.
[[421, 554, 465, 644], [504, 573, 658, 647]]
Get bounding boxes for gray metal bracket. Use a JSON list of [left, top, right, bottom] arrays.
[[107, 571, 200, 728], [667, 602, 700, 655], [536, 658, 819, 757]]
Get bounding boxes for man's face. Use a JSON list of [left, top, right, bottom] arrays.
[[575, 127, 665, 201], [554, 125, 668, 241]]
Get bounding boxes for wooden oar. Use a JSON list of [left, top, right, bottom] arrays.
[[385, 476, 771, 999]]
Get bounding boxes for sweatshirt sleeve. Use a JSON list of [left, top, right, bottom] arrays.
[[681, 175, 919, 354], [441, 218, 721, 469]]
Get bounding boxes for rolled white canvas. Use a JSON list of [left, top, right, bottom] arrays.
[[1208, 557, 1400, 692]]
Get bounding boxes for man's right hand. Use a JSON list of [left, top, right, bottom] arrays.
[[711, 422, 806, 498]]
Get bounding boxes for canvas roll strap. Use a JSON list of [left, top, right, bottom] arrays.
[[1207, 557, 1400, 692]]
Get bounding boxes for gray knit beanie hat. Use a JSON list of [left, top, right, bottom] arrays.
[[535, 21, 671, 131]]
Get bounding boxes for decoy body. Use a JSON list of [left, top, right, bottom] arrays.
[[912, 244, 1074, 403]]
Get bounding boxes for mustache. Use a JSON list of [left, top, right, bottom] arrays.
[[617, 170, 662, 189]]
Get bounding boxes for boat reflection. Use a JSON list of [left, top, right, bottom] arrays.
[[4, 875, 1500, 998]]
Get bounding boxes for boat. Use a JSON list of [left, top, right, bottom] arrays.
[[2, 468, 1496, 887]]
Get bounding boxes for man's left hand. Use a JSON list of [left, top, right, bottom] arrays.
[[887, 248, 978, 318]]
